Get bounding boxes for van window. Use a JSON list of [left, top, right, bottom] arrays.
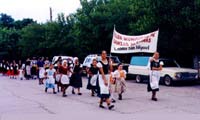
[[130, 56, 150, 66]]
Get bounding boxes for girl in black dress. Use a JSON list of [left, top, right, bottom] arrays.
[[87, 59, 99, 96], [71, 58, 83, 95]]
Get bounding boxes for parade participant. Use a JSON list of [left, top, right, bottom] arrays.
[[7, 62, 12, 78], [39, 65, 45, 85], [97, 50, 114, 110], [0, 60, 3, 74], [18, 60, 23, 71], [44, 57, 50, 70], [71, 57, 83, 95], [45, 63, 57, 94], [113, 63, 127, 100], [37, 57, 45, 84], [86, 59, 99, 97], [19, 67, 25, 80], [12, 61, 19, 79], [148, 52, 163, 101], [31, 57, 38, 79], [25, 58, 31, 80], [1, 60, 6, 75], [109, 71, 116, 103], [60, 60, 71, 97], [55, 61, 62, 92]]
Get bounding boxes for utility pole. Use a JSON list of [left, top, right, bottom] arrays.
[[49, 7, 53, 22]]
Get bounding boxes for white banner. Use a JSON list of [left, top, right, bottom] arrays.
[[110, 29, 159, 53]]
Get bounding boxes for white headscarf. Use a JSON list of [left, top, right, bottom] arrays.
[[62, 60, 68, 66]]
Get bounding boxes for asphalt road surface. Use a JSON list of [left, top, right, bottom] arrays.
[[0, 76, 200, 120]]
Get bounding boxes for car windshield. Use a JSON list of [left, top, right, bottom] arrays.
[[97, 56, 120, 63], [107, 56, 120, 63], [161, 59, 180, 67]]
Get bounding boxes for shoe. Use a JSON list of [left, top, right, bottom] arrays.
[[72, 90, 75, 94], [151, 98, 158, 101], [63, 94, 67, 97], [111, 99, 116, 103], [108, 105, 115, 110], [78, 93, 82, 95], [118, 94, 122, 100], [45, 88, 47, 93], [91, 94, 95, 97], [99, 105, 105, 109], [53, 92, 57, 94]]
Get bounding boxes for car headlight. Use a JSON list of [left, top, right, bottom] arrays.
[[175, 73, 182, 78]]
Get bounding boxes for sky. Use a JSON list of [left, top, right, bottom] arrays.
[[0, 0, 81, 23]]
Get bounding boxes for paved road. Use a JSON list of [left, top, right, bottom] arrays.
[[0, 76, 200, 120]]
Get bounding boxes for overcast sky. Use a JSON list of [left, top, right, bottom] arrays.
[[0, 0, 81, 23]]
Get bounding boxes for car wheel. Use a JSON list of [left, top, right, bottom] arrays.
[[136, 75, 142, 83], [164, 75, 173, 86]]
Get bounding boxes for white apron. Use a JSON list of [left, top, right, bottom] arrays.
[[55, 74, 61, 82], [61, 74, 70, 85], [149, 71, 160, 90], [90, 75, 98, 86], [48, 76, 55, 84], [99, 74, 110, 94]]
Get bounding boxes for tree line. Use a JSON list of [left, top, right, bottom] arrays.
[[0, 0, 200, 67]]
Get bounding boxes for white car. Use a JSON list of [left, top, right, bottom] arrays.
[[128, 56, 199, 86], [82, 54, 122, 74], [52, 56, 74, 67]]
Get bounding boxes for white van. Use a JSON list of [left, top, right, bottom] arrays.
[[128, 56, 199, 86]]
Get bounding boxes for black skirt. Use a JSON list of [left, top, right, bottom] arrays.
[[70, 73, 82, 88], [86, 76, 97, 90], [147, 79, 159, 92]]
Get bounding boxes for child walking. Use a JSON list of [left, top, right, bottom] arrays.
[[113, 63, 127, 100], [44, 64, 56, 94]]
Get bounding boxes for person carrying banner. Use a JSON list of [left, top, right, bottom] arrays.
[[147, 52, 163, 101], [97, 50, 114, 110]]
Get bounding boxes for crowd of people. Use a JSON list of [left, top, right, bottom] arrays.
[[0, 51, 162, 110]]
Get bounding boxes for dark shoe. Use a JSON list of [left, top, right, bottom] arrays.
[[108, 105, 115, 110], [45, 88, 47, 93], [72, 90, 75, 94], [63, 94, 67, 97], [151, 98, 158, 101], [111, 99, 116, 103], [118, 94, 122, 100], [53, 92, 57, 94], [91, 94, 95, 97], [99, 104, 105, 109], [78, 93, 82, 95]]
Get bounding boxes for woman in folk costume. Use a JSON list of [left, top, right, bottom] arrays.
[[18, 66, 25, 80], [148, 52, 163, 101], [71, 57, 83, 95], [59, 60, 71, 97], [55, 60, 63, 93], [97, 50, 114, 110], [12, 61, 19, 79], [86, 58, 99, 97], [39, 64, 45, 85], [45, 63, 57, 94], [113, 63, 127, 100], [25, 58, 31, 80]]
